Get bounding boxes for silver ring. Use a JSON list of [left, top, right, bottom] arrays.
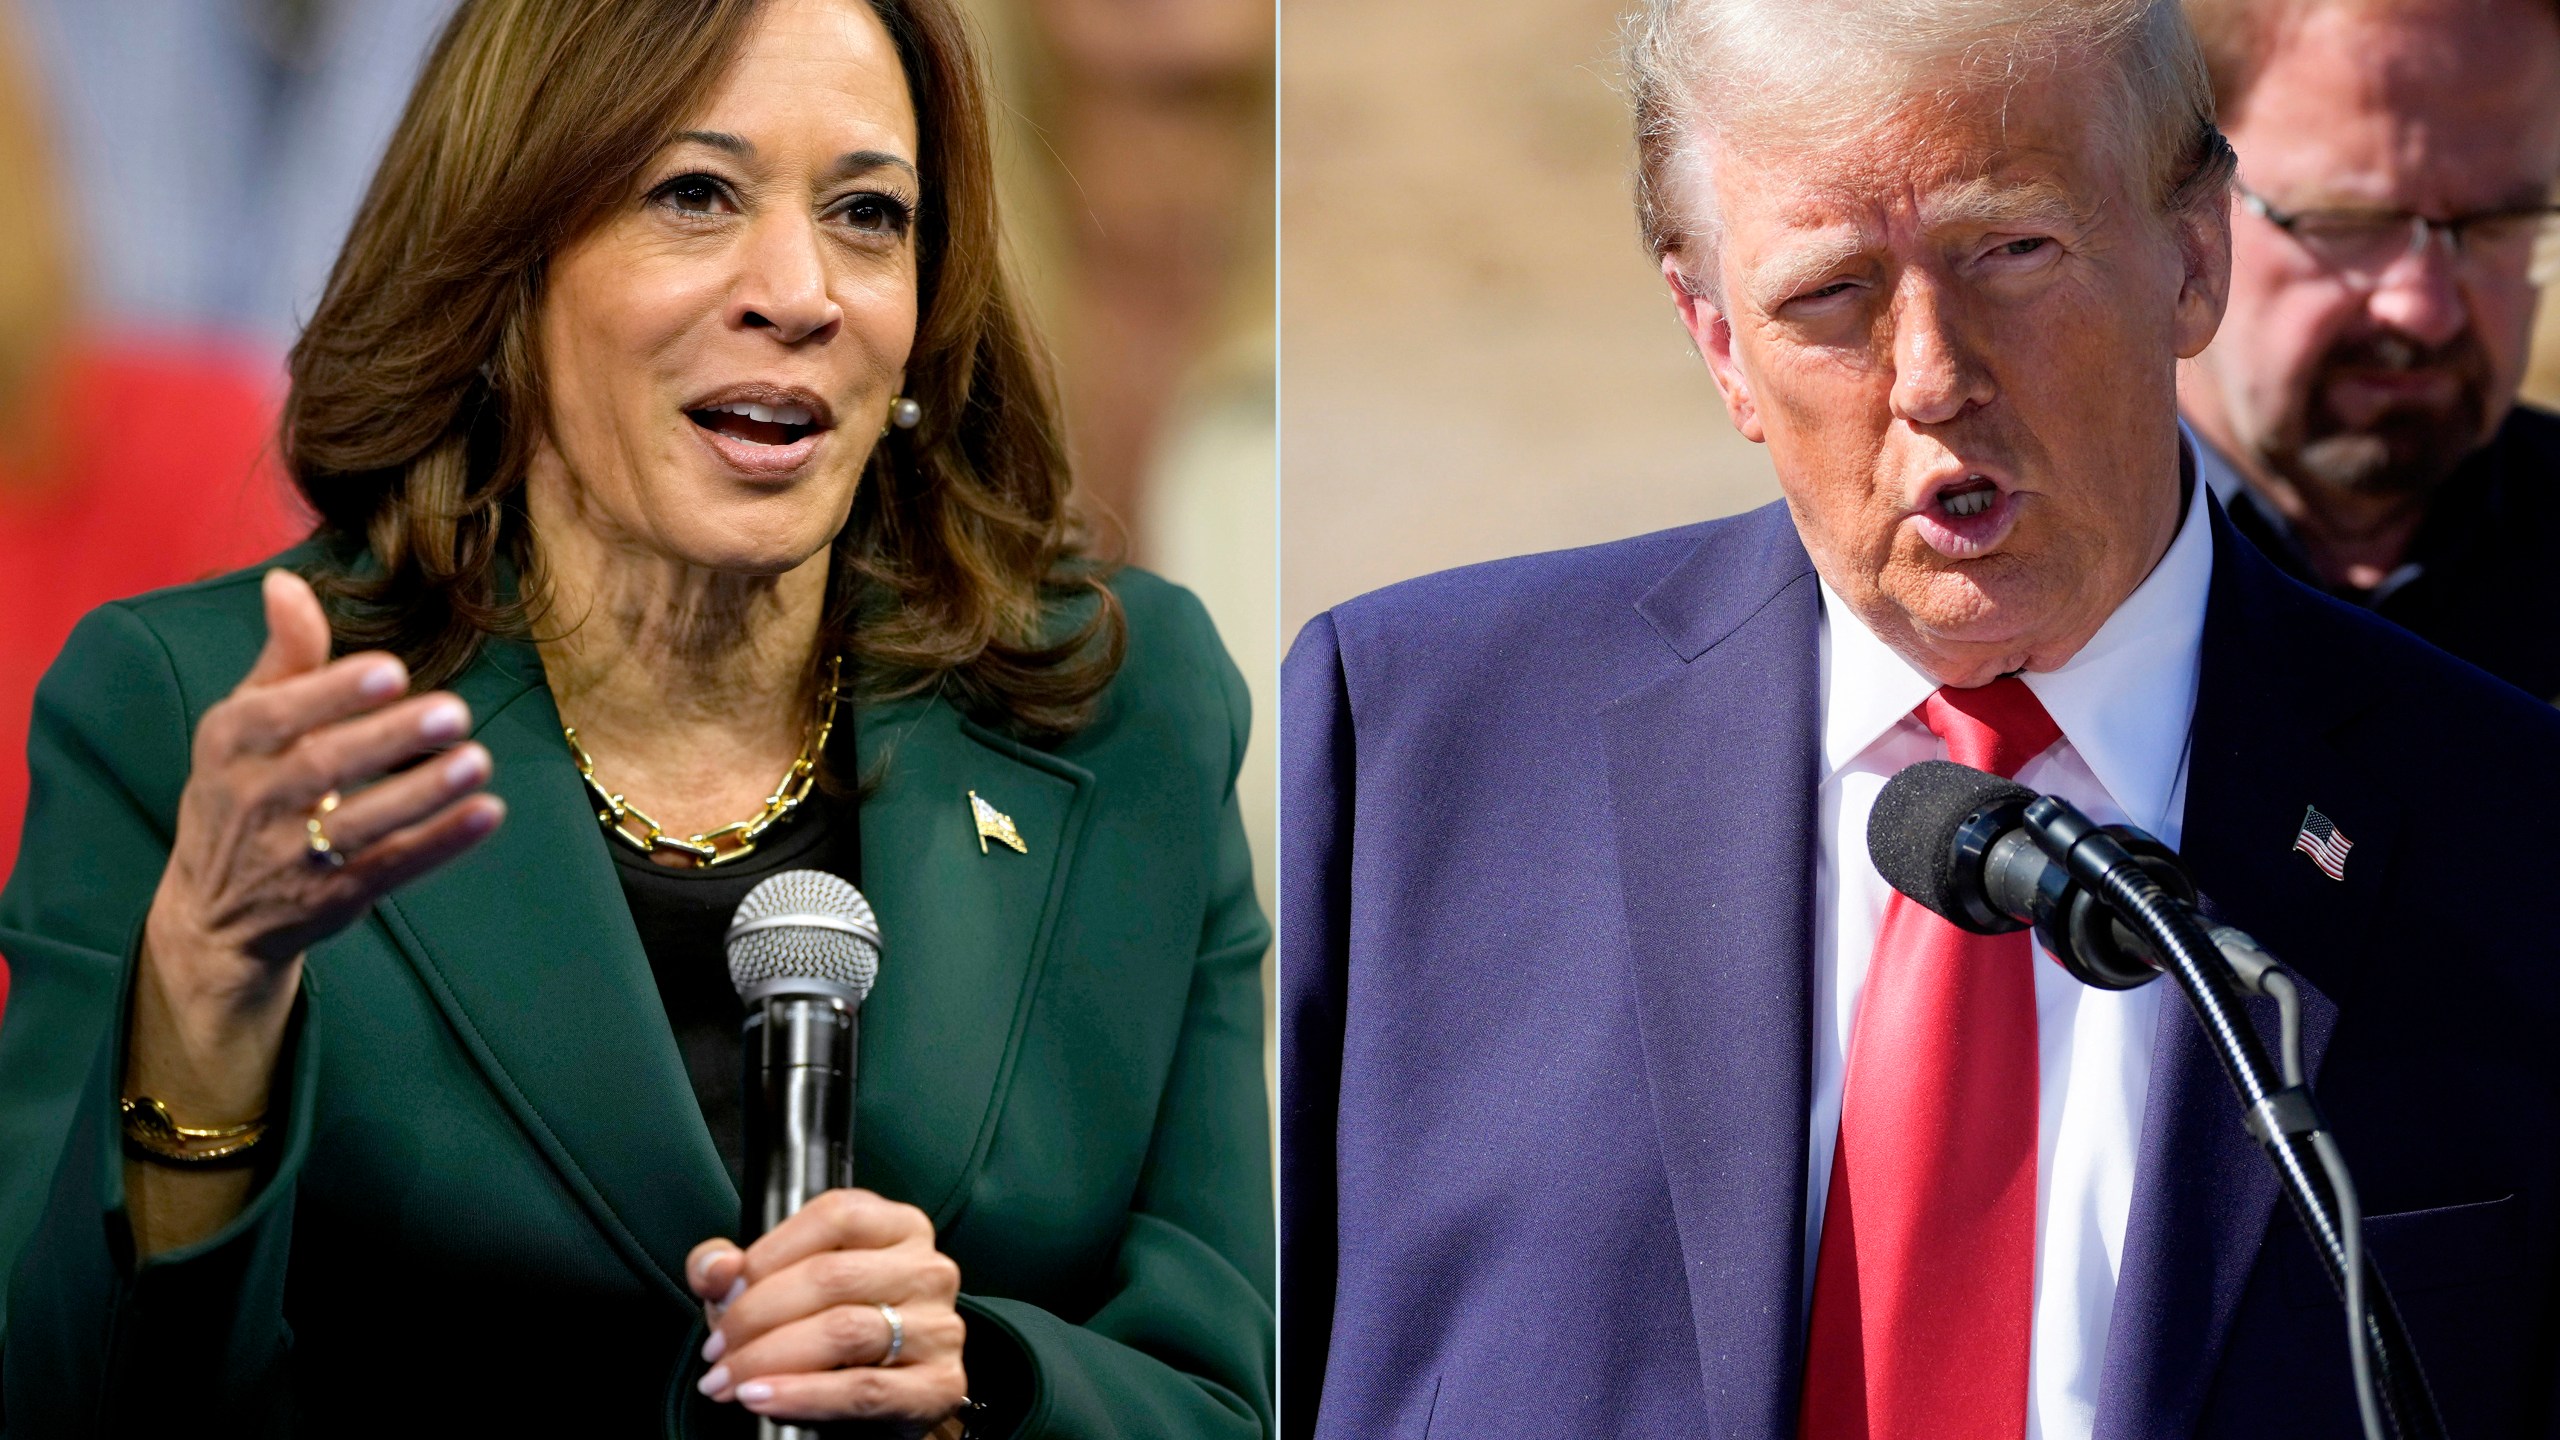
[[304, 791, 347, 870], [876, 1302, 904, 1365]]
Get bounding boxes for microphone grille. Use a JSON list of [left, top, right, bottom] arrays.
[[725, 869, 881, 1003], [1867, 759, 2035, 923]]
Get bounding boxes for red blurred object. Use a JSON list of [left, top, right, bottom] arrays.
[[0, 338, 308, 1020]]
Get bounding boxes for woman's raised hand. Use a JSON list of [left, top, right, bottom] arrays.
[[146, 569, 503, 988], [123, 569, 503, 1253], [687, 1190, 970, 1433]]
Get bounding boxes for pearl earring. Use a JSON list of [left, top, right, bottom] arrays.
[[889, 396, 922, 430]]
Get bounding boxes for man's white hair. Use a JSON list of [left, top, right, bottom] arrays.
[[1626, 0, 2234, 296]]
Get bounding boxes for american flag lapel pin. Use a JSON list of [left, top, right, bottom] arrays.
[[969, 790, 1028, 856], [2291, 804, 2354, 881]]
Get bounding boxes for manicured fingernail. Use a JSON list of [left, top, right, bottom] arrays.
[[420, 699, 468, 741], [443, 747, 488, 786], [721, 1277, 746, 1306], [700, 1328, 726, 1363], [359, 665, 403, 699], [697, 1364, 730, 1396], [736, 1381, 774, 1404]]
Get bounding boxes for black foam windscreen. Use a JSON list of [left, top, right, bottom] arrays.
[[1867, 760, 2036, 922]]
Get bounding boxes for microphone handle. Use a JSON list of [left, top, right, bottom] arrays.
[[743, 987, 862, 1238], [741, 986, 860, 1440]]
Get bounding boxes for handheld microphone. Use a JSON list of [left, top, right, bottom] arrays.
[[726, 870, 881, 1244], [726, 870, 881, 1440]]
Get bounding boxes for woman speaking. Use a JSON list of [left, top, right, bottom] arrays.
[[0, 0, 1271, 1434]]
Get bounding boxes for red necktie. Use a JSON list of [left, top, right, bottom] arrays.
[[1798, 677, 2062, 1440]]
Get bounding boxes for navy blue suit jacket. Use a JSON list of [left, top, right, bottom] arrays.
[[1282, 500, 2560, 1439]]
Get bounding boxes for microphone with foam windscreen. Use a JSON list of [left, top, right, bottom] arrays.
[[1866, 758, 2199, 990], [1866, 759, 2445, 1440], [726, 870, 881, 1245]]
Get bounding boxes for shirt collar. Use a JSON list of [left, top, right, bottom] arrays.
[[1817, 441, 2215, 838], [1816, 574, 1941, 783], [2189, 422, 2253, 513]]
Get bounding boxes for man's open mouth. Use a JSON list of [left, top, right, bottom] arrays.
[[1937, 475, 1999, 518], [1909, 470, 2021, 560]]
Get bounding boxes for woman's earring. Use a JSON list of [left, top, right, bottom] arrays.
[[889, 396, 922, 430]]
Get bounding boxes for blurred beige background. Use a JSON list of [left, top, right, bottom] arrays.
[[1280, 0, 2560, 644]]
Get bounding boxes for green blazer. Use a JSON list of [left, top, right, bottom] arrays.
[[0, 550, 1272, 1437]]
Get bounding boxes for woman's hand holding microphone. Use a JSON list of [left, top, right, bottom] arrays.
[[125, 569, 502, 1253], [687, 1188, 972, 1434]]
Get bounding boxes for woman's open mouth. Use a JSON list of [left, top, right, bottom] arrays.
[[687, 401, 822, 447], [681, 388, 838, 480]]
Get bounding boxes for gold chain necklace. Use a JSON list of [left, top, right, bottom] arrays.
[[564, 655, 843, 868]]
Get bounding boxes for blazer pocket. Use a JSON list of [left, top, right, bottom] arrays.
[[2280, 1193, 2523, 1309]]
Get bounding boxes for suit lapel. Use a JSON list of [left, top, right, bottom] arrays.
[[373, 641, 730, 1309], [844, 694, 1092, 1226], [1600, 506, 1822, 1440], [2096, 507, 2399, 1439]]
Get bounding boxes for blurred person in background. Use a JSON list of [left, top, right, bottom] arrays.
[[2178, 0, 2560, 701], [0, 4, 305, 979], [0, 0, 1272, 1432], [970, 0, 1278, 1037], [975, 0, 1273, 561], [18, 0, 455, 348]]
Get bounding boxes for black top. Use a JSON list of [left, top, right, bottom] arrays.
[[606, 783, 862, 1188], [2219, 403, 2560, 705]]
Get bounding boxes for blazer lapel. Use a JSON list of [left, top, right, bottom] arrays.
[[372, 640, 731, 1309], [2096, 507, 2399, 1439], [1600, 505, 1823, 1440], [2093, 967, 2343, 1440], [369, 650, 1092, 1302], [846, 694, 1092, 1226]]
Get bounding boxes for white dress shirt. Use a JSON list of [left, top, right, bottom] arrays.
[[1804, 460, 2213, 1440]]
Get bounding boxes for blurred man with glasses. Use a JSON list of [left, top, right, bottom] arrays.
[[2182, 0, 2560, 700]]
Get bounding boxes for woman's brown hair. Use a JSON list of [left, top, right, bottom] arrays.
[[284, 0, 1122, 743]]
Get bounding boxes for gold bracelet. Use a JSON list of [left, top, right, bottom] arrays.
[[119, 1095, 268, 1166]]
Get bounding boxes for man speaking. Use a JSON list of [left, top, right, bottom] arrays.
[[1281, 1, 2560, 1437]]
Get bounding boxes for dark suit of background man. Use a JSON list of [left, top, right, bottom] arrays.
[[1282, 0, 2560, 1436], [2178, 0, 2560, 703]]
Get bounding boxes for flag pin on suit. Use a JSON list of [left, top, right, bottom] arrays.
[[970, 790, 1027, 855], [2292, 804, 2353, 881]]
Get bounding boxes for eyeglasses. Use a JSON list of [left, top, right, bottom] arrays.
[[2236, 181, 2560, 286]]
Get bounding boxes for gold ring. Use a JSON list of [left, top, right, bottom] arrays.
[[305, 790, 347, 870]]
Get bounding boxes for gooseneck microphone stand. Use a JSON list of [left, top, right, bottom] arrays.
[[2024, 796, 2447, 1440]]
